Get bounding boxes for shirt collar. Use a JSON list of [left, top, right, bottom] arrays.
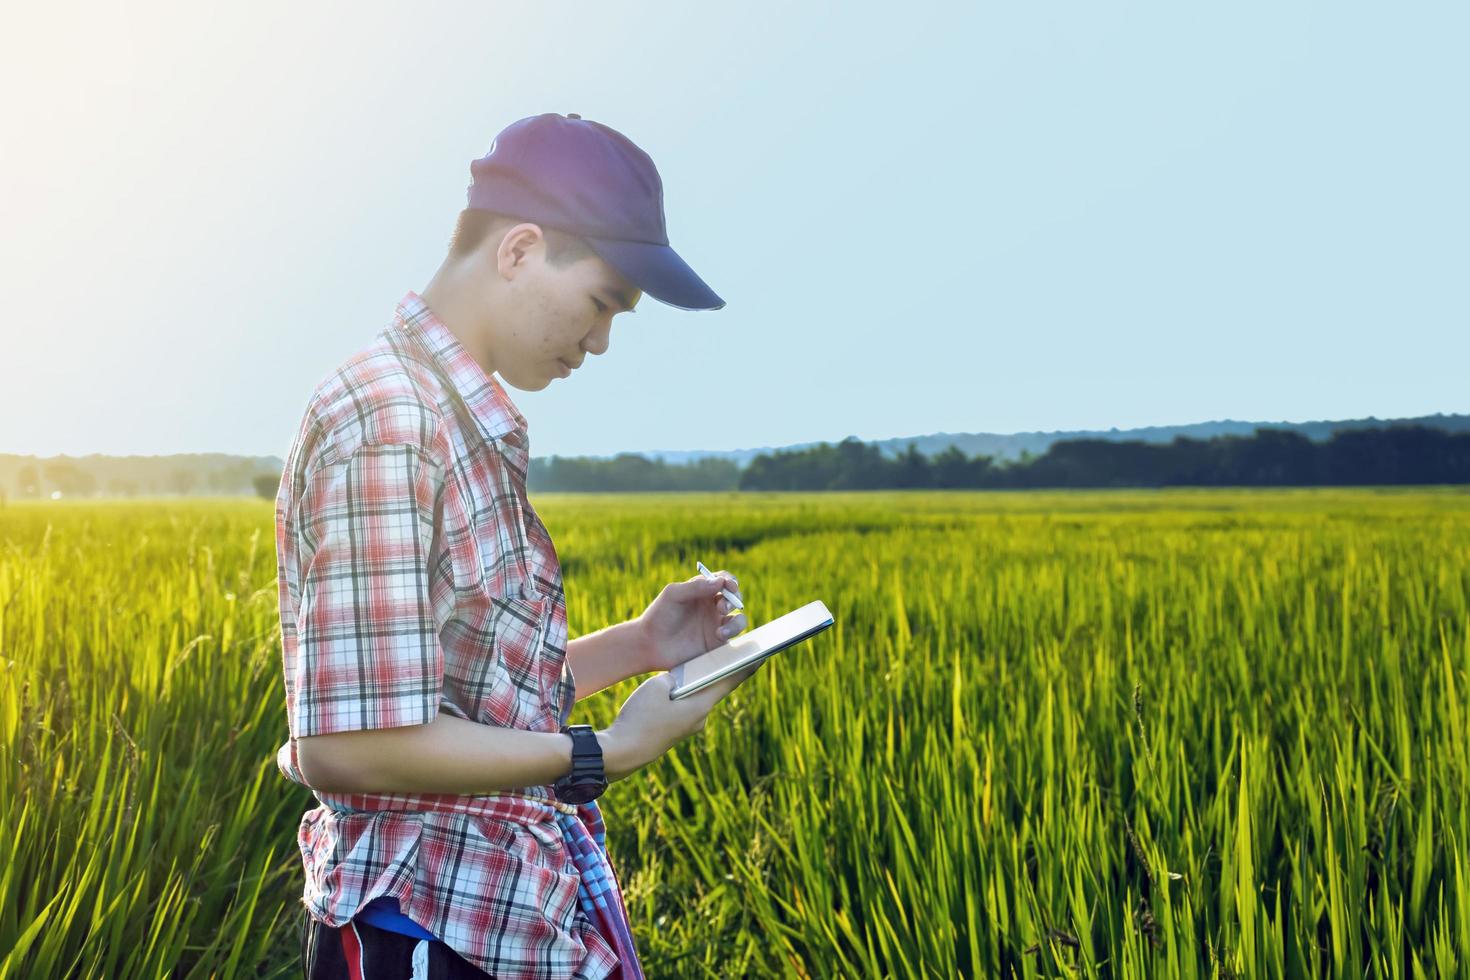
[[393, 290, 528, 448]]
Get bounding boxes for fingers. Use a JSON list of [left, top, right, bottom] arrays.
[[700, 675, 741, 706], [680, 571, 742, 604], [713, 570, 743, 604], [707, 567, 748, 642], [736, 659, 763, 682], [678, 660, 764, 739], [707, 658, 764, 702], [718, 610, 747, 640]]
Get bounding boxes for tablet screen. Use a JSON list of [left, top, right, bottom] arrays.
[[668, 599, 834, 699]]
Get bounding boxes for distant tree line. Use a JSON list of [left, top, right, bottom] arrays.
[[4, 455, 280, 500], [737, 425, 1470, 490], [520, 425, 1470, 492], [528, 454, 742, 492], [12, 425, 1469, 498]]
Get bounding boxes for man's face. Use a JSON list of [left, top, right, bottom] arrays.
[[486, 225, 642, 392]]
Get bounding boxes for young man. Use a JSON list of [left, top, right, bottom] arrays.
[[274, 112, 760, 979]]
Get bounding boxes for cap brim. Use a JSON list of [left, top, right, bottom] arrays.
[[582, 236, 725, 311]]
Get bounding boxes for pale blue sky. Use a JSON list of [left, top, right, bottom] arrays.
[[2, 1, 1465, 458]]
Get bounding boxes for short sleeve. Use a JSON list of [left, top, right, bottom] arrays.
[[289, 441, 447, 738]]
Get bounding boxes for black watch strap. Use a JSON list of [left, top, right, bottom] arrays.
[[564, 724, 604, 774], [554, 724, 607, 803]]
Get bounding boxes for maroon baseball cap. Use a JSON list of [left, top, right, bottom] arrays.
[[466, 112, 725, 311]]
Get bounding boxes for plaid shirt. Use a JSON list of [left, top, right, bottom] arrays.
[[273, 291, 627, 979]]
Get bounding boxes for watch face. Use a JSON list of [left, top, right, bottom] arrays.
[[556, 777, 607, 804]]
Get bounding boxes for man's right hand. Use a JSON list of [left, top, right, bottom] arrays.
[[598, 661, 764, 781]]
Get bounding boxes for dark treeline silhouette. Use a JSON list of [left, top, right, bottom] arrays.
[[528, 454, 742, 492], [12, 425, 1467, 497], [736, 426, 1470, 490], [738, 439, 995, 490]]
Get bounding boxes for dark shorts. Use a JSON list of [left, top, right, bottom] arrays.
[[301, 907, 494, 980]]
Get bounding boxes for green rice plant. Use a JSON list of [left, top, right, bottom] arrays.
[[0, 488, 1466, 977]]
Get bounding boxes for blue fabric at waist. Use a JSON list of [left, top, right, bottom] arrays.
[[355, 896, 438, 941]]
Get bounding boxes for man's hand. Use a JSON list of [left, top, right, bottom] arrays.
[[635, 570, 747, 673], [600, 661, 764, 781]]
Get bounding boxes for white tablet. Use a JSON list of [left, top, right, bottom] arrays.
[[667, 599, 834, 700]]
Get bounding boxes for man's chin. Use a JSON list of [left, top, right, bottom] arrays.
[[497, 370, 552, 393]]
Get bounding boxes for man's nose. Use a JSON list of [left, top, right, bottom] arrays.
[[582, 323, 611, 356]]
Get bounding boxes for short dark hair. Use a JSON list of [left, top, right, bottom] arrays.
[[448, 208, 596, 268]]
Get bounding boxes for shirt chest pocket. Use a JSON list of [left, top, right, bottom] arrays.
[[460, 587, 552, 726], [448, 445, 542, 597], [441, 448, 559, 725]]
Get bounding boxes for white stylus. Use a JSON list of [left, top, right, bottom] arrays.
[[696, 559, 744, 609]]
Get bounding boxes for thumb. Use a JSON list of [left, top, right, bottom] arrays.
[[669, 574, 728, 602]]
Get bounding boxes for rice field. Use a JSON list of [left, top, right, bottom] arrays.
[[2, 488, 1468, 978]]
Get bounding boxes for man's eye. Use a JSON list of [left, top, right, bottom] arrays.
[[591, 298, 607, 314]]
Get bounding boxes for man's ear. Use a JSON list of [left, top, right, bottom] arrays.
[[495, 222, 544, 280]]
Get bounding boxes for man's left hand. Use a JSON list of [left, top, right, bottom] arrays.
[[636, 571, 747, 673]]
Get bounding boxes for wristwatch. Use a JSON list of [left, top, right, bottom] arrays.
[[552, 724, 608, 804]]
